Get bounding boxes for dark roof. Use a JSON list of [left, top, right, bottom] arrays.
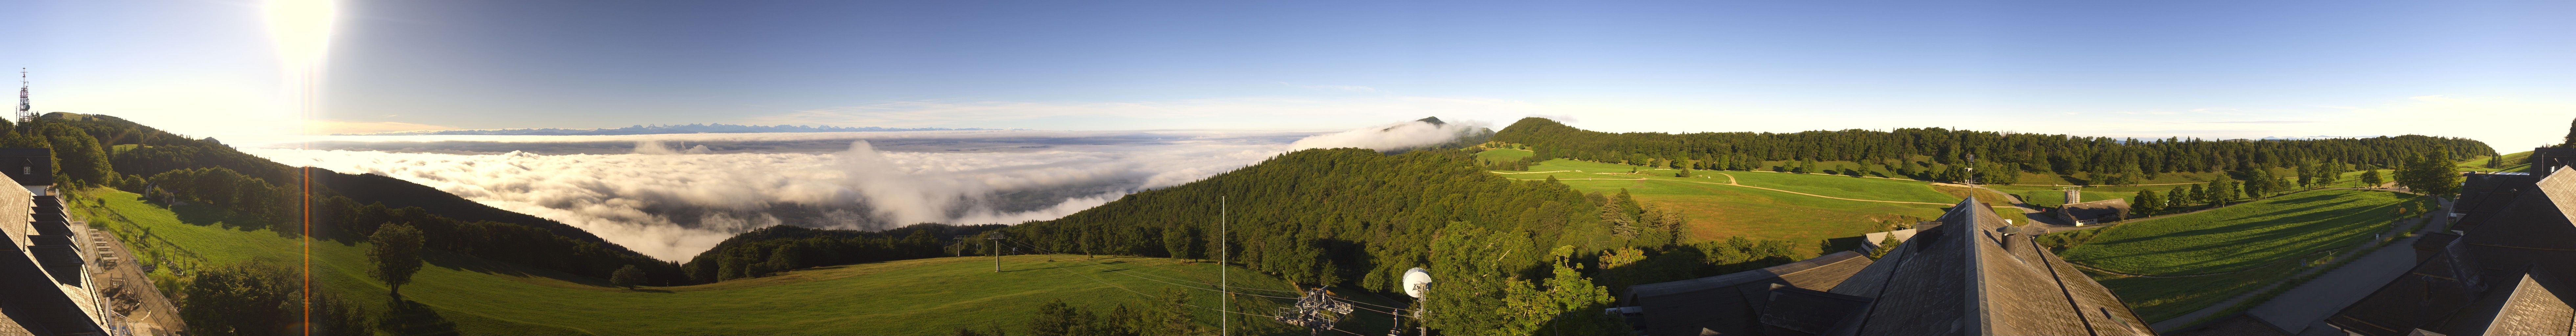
[[2452, 173, 2541, 231], [2062, 199, 2131, 221], [2528, 148, 2576, 177], [1623, 251, 1875, 336], [0, 147, 49, 186], [1759, 285, 1874, 335], [1824, 198, 2152, 336], [2437, 269, 2575, 335], [2328, 157, 2576, 336]]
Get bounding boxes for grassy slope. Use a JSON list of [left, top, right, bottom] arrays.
[[1471, 147, 1534, 162], [83, 188, 1338, 336], [2054, 189, 2423, 321], [2457, 151, 2532, 172], [1495, 159, 1963, 256]]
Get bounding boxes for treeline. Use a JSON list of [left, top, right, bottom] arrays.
[[678, 224, 992, 283], [1490, 117, 2492, 185], [1003, 148, 1806, 334], [26, 113, 689, 285]]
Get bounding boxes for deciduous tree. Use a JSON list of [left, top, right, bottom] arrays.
[[368, 223, 426, 296]]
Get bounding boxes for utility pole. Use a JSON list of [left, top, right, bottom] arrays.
[[1220, 196, 1229, 336], [979, 232, 1006, 272]]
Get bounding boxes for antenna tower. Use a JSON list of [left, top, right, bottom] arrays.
[[15, 69, 30, 126]]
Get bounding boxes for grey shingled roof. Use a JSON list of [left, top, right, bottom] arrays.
[[1623, 251, 1875, 336], [1825, 197, 2153, 336]]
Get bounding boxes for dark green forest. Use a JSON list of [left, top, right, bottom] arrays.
[[1490, 117, 2492, 185]]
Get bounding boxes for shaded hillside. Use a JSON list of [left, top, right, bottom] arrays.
[[313, 171, 606, 242], [41, 113, 685, 284]]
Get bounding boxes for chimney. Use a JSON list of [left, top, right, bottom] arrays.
[[1998, 225, 2024, 251]]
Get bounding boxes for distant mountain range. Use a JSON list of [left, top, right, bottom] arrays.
[[340, 123, 996, 136]]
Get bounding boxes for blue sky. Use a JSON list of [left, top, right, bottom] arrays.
[[5, 0, 2573, 148]]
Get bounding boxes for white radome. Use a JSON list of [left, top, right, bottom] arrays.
[[1401, 267, 1433, 299]]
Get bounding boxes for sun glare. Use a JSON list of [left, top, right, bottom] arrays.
[[264, 0, 336, 137], [264, 0, 338, 71]]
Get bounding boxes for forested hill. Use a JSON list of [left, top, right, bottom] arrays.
[[30, 113, 687, 285], [1490, 117, 2493, 182]]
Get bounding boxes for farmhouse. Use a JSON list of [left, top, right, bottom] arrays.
[[2058, 199, 2130, 226], [2323, 148, 2576, 336], [1611, 197, 2152, 335], [0, 150, 109, 335]]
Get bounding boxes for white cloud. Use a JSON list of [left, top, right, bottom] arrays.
[[737, 96, 1552, 131], [245, 122, 1487, 261], [1288, 119, 1490, 152]]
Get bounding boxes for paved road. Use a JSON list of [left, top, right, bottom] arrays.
[[2243, 237, 2418, 333], [2243, 197, 2451, 334]]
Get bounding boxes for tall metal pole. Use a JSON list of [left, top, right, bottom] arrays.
[[1221, 196, 1229, 336]]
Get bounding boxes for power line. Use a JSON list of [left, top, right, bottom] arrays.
[[992, 238, 1412, 314], [999, 242, 1291, 322], [1000, 240, 1408, 317]]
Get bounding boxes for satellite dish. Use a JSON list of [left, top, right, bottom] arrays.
[[1402, 267, 1433, 299]]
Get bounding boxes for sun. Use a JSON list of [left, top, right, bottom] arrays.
[[264, 0, 338, 71]]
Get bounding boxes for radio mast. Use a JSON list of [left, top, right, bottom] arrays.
[[16, 69, 31, 126]]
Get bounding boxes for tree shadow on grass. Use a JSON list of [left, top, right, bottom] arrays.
[[378, 298, 461, 336], [420, 249, 618, 287]]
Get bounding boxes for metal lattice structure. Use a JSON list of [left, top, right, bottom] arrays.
[[1275, 287, 1355, 335], [16, 69, 31, 126]]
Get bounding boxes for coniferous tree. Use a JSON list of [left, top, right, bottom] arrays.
[[2209, 176, 2238, 205], [2132, 190, 2165, 217], [2169, 185, 2192, 208], [2487, 155, 2505, 169], [2562, 117, 2576, 148]]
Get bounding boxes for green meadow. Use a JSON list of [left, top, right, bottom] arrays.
[[81, 188, 1346, 336], [2051, 189, 2424, 322]]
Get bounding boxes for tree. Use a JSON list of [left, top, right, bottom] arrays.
[[1869, 235, 1901, 259], [2488, 155, 2505, 169], [1028, 299, 1092, 336], [2243, 169, 2274, 198], [2167, 186, 2190, 208], [611, 265, 647, 289], [40, 123, 114, 186], [2361, 170, 2384, 187], [1499, 245, 1621, 335], [1676, 168, 1692, 178], [183, 262, 370, 336], [2562, 117, 2576, 147], [367, 223, 426, 296], [2132, 190, 2165, 217], [1161, 224, 1199, 260], [2397, 151, 2464, 198], [2208, 176, 2238, 205]]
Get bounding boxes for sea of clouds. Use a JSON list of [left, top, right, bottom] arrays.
[[244, 119, 1486, 261]]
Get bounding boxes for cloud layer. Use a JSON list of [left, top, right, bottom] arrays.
[[246, 120, 1480, 261]]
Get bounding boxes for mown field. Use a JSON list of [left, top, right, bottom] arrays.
[[80, 188, 1349, 336], [2051, 189, 2425, 322], [1485, 158, 2042, 256], [1471, 147, 1534, 162], [2458, 151, 2531, 173]]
